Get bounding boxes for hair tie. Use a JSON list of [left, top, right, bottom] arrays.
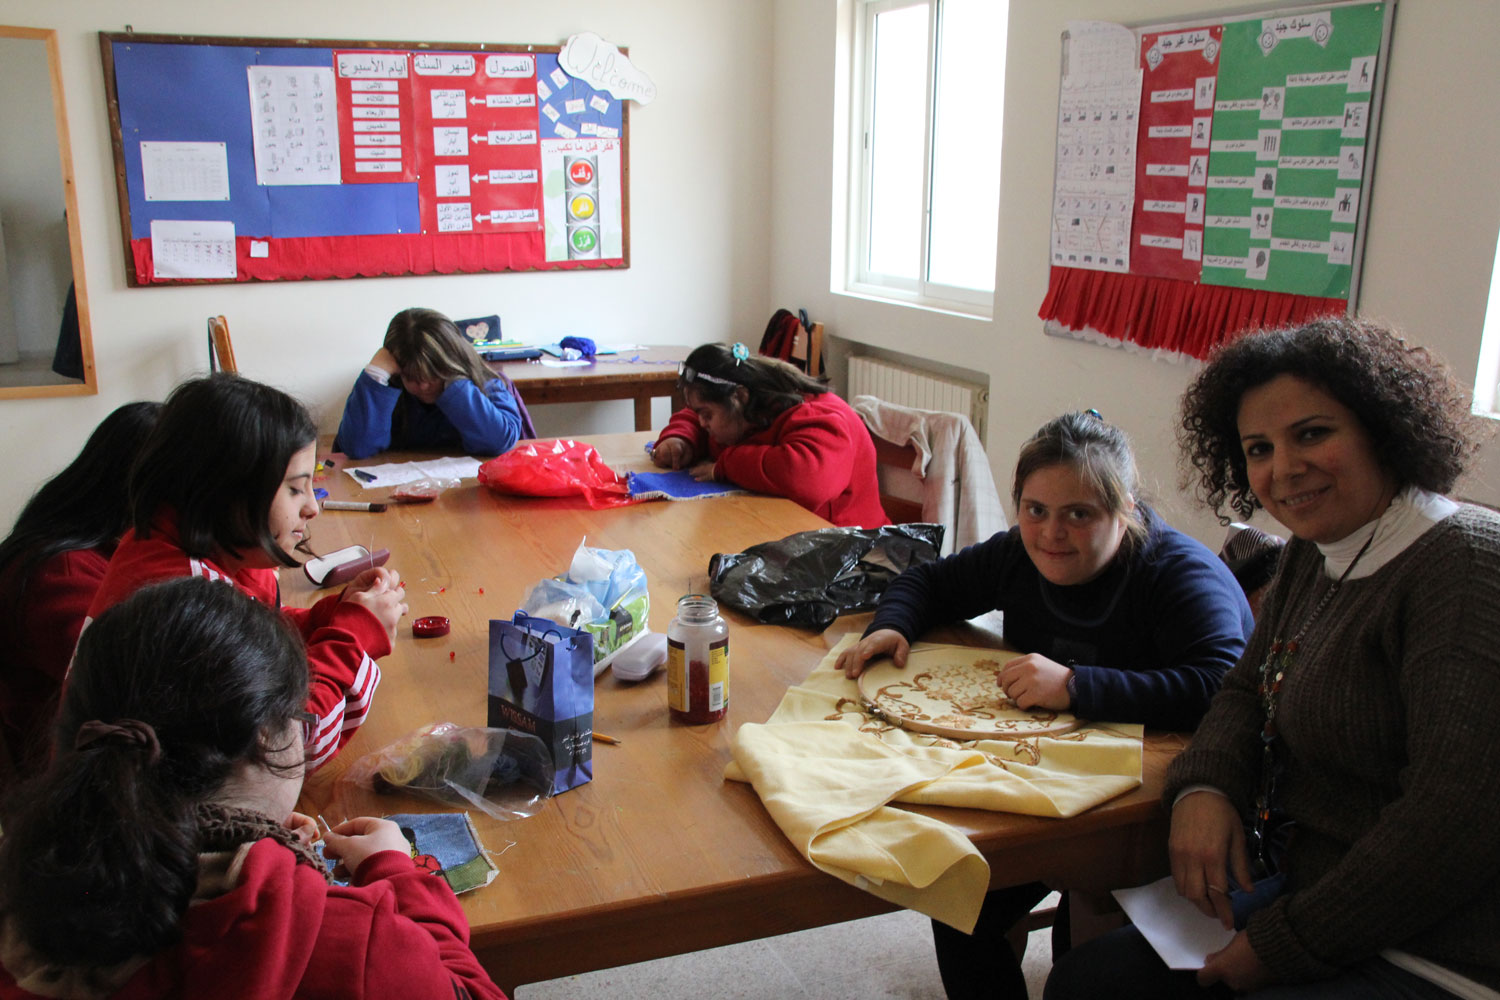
[[74, 718, 162, 765], [731, 342, 749, 365], [1084, 408, 1104, 421]]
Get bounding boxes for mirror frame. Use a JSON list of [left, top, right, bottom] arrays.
[[0, 25, 96, 398]]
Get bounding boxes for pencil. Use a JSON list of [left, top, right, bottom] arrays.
[[592, 732, 622, 745]]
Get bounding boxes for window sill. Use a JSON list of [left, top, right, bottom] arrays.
[[837, 283, 994, 321]]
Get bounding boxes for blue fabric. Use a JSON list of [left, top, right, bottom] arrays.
[[333, 370, 523, 459], [627, 469, 744, 501], [865, 507, 1254, 731], [559, 335, 597, 357]]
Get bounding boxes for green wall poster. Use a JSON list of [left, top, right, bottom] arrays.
[[1200, 4, 1384, 297]]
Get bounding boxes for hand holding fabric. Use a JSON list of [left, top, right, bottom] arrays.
[[997, 652, 1072, 711], [837, 628, 910, 678], [322, 816, 413, 877]]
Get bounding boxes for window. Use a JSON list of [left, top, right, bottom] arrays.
[[849, 0, 1008, 313], [1473, 226, 1500, 415]]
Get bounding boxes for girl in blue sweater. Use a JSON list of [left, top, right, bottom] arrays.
[[334, 308, 524, 459], [836, 411, 1254, 1000]]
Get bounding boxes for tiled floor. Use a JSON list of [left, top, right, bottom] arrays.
[[517, 905, 1055, 1000]]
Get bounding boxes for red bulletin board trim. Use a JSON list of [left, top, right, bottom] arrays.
[[129, 232, 623, 284], [1038, 266, 1345, 360]]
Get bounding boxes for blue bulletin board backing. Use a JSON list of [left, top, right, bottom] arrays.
[[100, 32, 631, 285]]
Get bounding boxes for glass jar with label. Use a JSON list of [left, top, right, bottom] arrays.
[[666, 594, 729, 724]]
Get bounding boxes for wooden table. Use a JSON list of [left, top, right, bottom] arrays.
[[491, 346, 689, 432], [293, 433, 1176, 993]]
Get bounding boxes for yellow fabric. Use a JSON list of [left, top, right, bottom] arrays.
[[726, 634, 1144, 932]]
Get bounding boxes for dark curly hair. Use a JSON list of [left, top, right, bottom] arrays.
[[1178, 316, 1482, 523]]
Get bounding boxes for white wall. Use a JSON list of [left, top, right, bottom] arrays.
[[0, 0, 772, 522], [772, 0, 1500, 546]]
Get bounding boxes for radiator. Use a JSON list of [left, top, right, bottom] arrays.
[[847, 356, 988, 443]]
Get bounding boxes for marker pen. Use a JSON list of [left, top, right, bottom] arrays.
[[322, 500, 387, 512]]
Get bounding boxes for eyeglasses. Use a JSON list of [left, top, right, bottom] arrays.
[[678, 363, 739, 390]]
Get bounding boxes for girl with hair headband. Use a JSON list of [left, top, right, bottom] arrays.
[[839, 410, 1253, 1000], [650, 341, 888, 528], [90, 373, 405, 771], [0, 577, 505, 1000], [335, 307, 525, 459]]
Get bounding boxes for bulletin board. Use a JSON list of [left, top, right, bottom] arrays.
[[99, 32, 631, 286], [1038, 2, 1395, 359]]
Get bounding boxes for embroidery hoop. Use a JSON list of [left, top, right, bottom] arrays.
[[857, 650, 1083, 740]]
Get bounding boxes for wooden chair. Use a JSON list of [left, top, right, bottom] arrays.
[[870, 433, 925, 524], [207, 315, 237, 374], [791, 320, 824, 378]]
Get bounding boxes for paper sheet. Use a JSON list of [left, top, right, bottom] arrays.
[[1112, 876, 1235, 969], [140, 141, 230, 202], [149, 220, 237, 279], [343, 456, 482, 488]]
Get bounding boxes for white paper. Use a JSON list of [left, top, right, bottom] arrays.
[[558, 31, 658, 105], [140, 141, 230, 202], [150, 220, 237, 279], [1113, 877, 1235, 970], [342, 456, 482, 488], [1064, 21, 1139, 78], [247, 65, 341, 185], [539, 358, 591, 368]]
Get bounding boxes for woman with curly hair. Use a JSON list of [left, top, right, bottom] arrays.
[[1047, 317, 1500, 999]]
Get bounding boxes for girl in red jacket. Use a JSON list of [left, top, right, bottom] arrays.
[[90, 373, 406, 771], [0, 401, 161, 779], [0, 577, 506, 1000], [651, 342, 888, 528]]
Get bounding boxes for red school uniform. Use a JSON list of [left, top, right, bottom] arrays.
[[656, 392, 889, 529], [87, 512, 386, 771]]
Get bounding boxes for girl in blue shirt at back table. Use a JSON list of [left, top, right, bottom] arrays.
[[334, 307, 524, 459]]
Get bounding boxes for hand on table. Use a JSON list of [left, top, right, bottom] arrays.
[[1198, 931, 1269, 993], [342, 566, 408, 643], [321, 816, 412, 876], [997, 653, 1072, 711], [688, 460, 718, 482], [651, 437, 693, 469], [1170, 789, 1255, 929], [837, 628, 909, 679]]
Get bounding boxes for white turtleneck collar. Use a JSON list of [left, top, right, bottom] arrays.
[[1315, 485, 1458, 580]]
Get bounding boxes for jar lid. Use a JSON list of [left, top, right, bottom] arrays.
[[412, 615, 451, 638]]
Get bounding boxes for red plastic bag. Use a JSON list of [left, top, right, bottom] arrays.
[[478, 438, 637, 509]]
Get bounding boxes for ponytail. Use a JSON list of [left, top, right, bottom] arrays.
[[0, 578, 307, 965]]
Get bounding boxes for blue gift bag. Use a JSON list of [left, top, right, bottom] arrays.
[[488, 612, 594, 794]]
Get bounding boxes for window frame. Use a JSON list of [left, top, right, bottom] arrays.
[[847, 0, 998, 315]]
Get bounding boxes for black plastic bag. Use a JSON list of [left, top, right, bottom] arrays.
[[708, 523, 945, 630]]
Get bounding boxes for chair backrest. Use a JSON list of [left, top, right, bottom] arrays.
[[207, 315, 237, 374], [870, 431, 925, 524], [791, 321, 824, 378], [1219, 522, 1285, 620]]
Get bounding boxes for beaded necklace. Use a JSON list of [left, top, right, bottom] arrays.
[[1250, 527, 1376, 874]]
